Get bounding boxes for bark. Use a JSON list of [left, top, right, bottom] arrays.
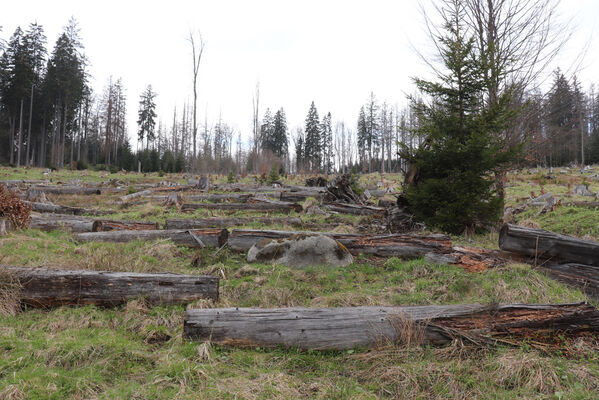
[[499, 224, 599, 267], [92, 220, 160, 232], [30, 185, 101, 195], [4, 265, 218, 307], [181, 200, 302, 213], [165, 217, 303, 230], [279, 191, 324, 202], [24, 201, 113, 216], [538, 263, 599, 299], [227, 229, 451, 258], [323, 203, 386, 216], [120, 189, 153, 202], [29, 214, 94, 233], [74, 229, 228, 248], [184, 302, 599, 350]]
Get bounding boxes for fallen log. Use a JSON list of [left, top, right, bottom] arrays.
[[74, 229, 228, 248], [3, 265, 218, 307], [186, 193, 256, 202], [30, 185, 101, 195], [181, 200, 302, 213], [279, 191, 324, 202], [29, 214, 95, 232], [183, 302, 599, 350], [165, 217, 303, 230], [538, 263, 599, 299], [323, 203, 385, 216], [227, 229, 451, 258], [499, 224, 599, 267], [425, 246, 515, 272], [24, 201, 112, 216], [120, 189, 152, 202], [92, 220, 160, 232]]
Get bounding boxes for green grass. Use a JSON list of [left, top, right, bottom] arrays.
[[2, 166, 599, 398]]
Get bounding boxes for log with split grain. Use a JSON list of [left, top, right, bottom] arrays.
[[183, 303, 599, 350], [74, 229, 228, 248], [92, 220, 160, 232], [181, 200, 302, 213], [323, 203, 386, 216], [30, 185, 101, 195], [165, 217, 303, 230], [3, 265, 218, 307], [29, 214, 95, 232], [227, 229, 451, 258], [538, 263, 599, 299], [499, 224, 599, 267], [24, 201, 112, 216]]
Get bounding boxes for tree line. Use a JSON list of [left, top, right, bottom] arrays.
[[1, 7, 597, 176]]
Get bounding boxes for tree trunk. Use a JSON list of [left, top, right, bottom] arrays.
[[181, 201, 302, 213], [29, 214, 94, 233], [30, 185, 101, 195], [24, 201, 112, 216], [17, 99, 24, 166], [4, 265, 218, 308], [92, 220, 159, 232], [165, 217, 302, 230], [26, 85, 34, 166], [74, 229, 228, 248], [279, 191, 324, 202], [538, 263, 599, 299], [227, 229, 451, 258], [184, 303, 599, 350], [499, 224, 599, 267], [323, 203, 385, 216]]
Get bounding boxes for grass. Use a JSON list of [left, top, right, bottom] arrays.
[[1, 166, 599, 398]]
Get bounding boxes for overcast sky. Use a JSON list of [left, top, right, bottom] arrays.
[[3, 0, 599, 146]]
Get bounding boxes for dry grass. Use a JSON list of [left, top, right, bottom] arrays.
[[0, 268, 21, 316]]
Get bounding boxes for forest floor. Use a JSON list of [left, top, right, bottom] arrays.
[[1, 166, 599, 399]]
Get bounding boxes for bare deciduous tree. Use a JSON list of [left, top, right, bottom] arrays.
[[189, 31, 205, 171]]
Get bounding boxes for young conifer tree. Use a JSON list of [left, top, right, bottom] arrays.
[[401, 0, 519, 234]]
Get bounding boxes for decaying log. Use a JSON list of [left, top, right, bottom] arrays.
[[151, 185, 195, 193], [538, 264, 599, 299], [181, 200, 302, 213], [0, 219, 6, 236], [165, 217, 303, 230], [186, 193, 256, 202], [92, 220, 160, 232], [24, 201, 112, 216], [279, 191, 324, 202], [227, 229, 451, 258], [184, 303, 599, 350], [323, 203, 385, 216], [74, 229, 228, 248], [425, 246, 515, 272], [3, 265, 218, 307], [499, 224, 599, 267], [120, 189, 152, 202], [30, 185, 101, 195], [29, 214, 95, 232]]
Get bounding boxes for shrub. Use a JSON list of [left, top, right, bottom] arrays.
[[268, 165, 280, 184], [0, 185, 31, 228], [227, 171, 235, 183]]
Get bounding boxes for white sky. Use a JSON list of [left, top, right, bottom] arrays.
[[3, 0, 599, 146]]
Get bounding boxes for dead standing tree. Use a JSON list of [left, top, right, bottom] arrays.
[[189, 31, 205, 172]]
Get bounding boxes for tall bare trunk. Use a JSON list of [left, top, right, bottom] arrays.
[[17, 99, 24, 166], [26, 85, 34, 166]]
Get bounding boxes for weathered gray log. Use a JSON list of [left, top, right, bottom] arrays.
[[120, 189, 153, 202], [187, 193, 255, 202], [0, 219, 6, 236], [92, 220, 160, 232], [538, 263, 599, 299], [3, 265, 218, 307], [499, 224, 599, 267], [75, 229, 228, 248], [228, 229, 451, 258], [29, 214, 95, 232], [184, 303, 599, 350], [323, 203, 386, 216], [30, 185, 101, 195], [279, 191, 324, 202], [182, 200, 302, 213], [24, 201, 112, 216], [165, 217, 303, 230]]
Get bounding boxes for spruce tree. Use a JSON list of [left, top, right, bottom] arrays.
[[320, 112, 333, 173], [137, 84, 157, 149], [304, 101, 321, 171], [259, 108, 274, 152], [401, 1, 519, 234], [357, 106, 367, 169], [271, 108, 288, 157]]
